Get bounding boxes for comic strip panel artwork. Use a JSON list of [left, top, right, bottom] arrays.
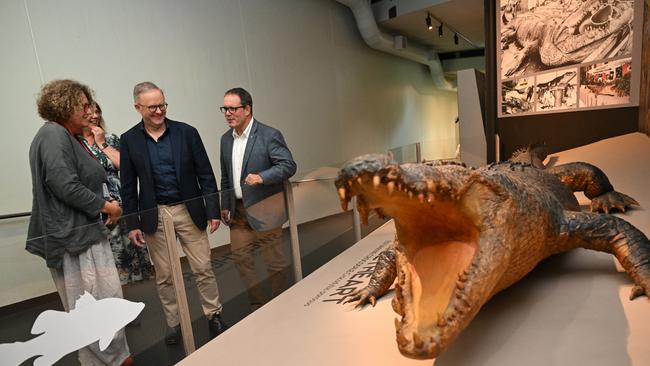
[[502, 77, 535, 115], [579, 58, 632, 107], [500, 0, 634, 79], [535, 69, 578, 111]]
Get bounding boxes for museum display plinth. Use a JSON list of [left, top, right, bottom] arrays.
[[179, 133, 650, 366]]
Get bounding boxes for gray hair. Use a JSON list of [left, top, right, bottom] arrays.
[[133, 81, 163, 102]]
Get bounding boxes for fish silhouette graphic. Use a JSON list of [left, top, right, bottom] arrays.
[[0, 292, 144, 366]]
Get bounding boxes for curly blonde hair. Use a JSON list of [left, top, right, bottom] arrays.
[[37, 79, 94, 123]]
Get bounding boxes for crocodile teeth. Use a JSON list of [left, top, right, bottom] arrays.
[[427, 341, 438, 354], [337, 187, 346, 200], [394, 317, 401, 331], [396, 330, 409, 347], [418, 193, 425, 203], [413, 332, 424, 348], [458, 272, 468, 282], [437, 313, 447, 327], [387, 181, 395, 195], [340, 199, 348, 211], [427, 180, 435, 191], [356, 177, 363, 185], [373, 175, 381, 188], [427, 192, 435, 204]]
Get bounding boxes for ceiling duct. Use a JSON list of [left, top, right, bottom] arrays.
[[336, 0, 455, 90]]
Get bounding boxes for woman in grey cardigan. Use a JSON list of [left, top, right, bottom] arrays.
[[27, 79, 133, 366]]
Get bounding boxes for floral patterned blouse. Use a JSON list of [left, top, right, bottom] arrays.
[[78, 133, 122, 202]]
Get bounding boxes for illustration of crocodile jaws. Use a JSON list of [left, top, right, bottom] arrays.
[[502, 0, 633, 77], [334, 152, 650, 359], [544, 0, 634, 65]]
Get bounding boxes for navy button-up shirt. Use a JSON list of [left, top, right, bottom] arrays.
[[140, 122, 181, 204]]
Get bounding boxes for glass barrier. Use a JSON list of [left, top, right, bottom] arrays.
[[1, 163, 402, 364], [388, 142, 419, 164], [4, 205, 189, 365], [1, 139, 454, 365], [419, 137, 460, 162], [0, 186, 301, 365], [289, 177, 390, 276]]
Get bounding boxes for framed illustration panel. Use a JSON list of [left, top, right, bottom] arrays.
[[497, 0, 642, 118]]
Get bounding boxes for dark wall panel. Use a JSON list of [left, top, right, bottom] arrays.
[[498, 108, 638, 159], [486, 1, 643, 160]]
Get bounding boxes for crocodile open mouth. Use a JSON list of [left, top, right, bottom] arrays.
[[335, 154, 488, 358]]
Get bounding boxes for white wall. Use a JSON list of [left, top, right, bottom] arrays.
[[0, 0, 458, 305]]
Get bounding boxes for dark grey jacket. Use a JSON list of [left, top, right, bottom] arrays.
[[220, 120, 296, 231], [27, 122, 108, 269]]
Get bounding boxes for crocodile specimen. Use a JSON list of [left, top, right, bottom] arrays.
[[334, 151, 650, 359], [501, 0, 633, 77]]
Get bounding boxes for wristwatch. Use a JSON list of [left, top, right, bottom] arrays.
[[100, 142, 109, 150]]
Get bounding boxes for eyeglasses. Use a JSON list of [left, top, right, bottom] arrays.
[[139, 103, 168, 112], [219, 105, 245, 114]]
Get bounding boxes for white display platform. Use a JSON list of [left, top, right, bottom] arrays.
[[179, 133, 650, 366]]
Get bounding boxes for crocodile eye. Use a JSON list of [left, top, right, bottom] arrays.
[[592, 5, 612, 24]]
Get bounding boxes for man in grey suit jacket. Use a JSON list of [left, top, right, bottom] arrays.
[[219, 87, 296, 311]]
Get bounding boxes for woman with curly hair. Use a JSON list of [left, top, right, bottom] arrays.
[[78, 102, 154, 285], [27, 79, 133, 366]]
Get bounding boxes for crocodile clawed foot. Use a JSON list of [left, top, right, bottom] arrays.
[[629, 285, 647, 300], [344, 287, 377, 308], [590, 191, 639, 214]]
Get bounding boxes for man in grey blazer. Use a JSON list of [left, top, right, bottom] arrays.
[[219, 87, 296, 311]]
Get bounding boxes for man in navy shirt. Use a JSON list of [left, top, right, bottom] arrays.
[[120, 82, 227, 344]]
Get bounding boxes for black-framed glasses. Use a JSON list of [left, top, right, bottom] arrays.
[[139, 103, 168, 112], [219, 105, 245, 114]]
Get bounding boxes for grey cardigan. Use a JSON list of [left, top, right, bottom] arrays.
[[26, 122, 109, 269]]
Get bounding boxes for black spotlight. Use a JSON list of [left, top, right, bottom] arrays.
[[454, 33, 459, 45], [438, 24, 443, 37], [426, 14, 433, 30]]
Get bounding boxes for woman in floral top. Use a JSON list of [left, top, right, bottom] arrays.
[[78, 102, 154, 284]]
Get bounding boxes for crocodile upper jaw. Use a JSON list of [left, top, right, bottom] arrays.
[[336, 155, 503, 359]]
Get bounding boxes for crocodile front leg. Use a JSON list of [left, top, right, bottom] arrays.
[[345, 246, 397, 308], [549, 162, 639, 213], [563, 211, 650, 300]]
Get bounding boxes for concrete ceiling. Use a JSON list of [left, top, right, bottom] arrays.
[[371, 0, 485, 54]]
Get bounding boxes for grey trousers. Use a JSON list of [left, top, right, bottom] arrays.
[[50, 239, 130, 366]]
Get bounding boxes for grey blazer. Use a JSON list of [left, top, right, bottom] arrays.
[[220, 120, 296, 231]]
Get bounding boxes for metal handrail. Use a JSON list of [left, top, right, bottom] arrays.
[[0, 212, 31, 220], [3, 140, 429, 220], [289, 176, 337, 184]]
